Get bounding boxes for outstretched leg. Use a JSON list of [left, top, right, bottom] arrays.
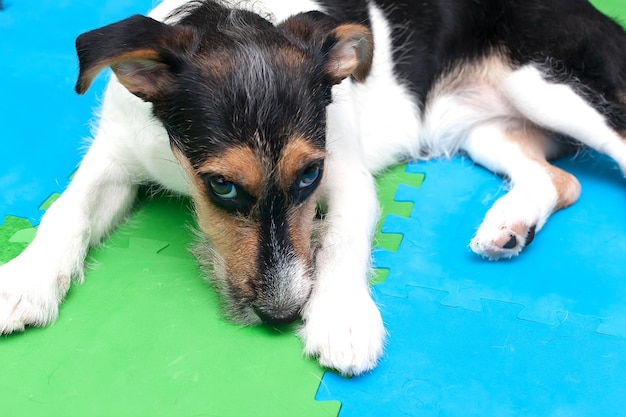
[[462, 119, 581, 259], [501, 65, 626, 174], [0, 128, 139, 334], [298, 80, 385, 376]]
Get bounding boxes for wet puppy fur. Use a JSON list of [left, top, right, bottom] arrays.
[[74, 0, 626, 326]]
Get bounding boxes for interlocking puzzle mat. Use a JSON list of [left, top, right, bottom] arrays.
[[2, 0, 626, 417], [1, 193, 343, 417], [317, 0, 626, 413], [0, 0, 148, 223], [317, 154, 626, 417]]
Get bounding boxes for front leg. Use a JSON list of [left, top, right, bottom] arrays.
[[299, 82, 385, 376], [0, 137, 138, 333]]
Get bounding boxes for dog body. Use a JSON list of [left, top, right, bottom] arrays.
[[1, 0, 626, 375]]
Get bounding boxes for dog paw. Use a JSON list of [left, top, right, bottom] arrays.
[[471, 222, 536, 260], [0, 258, 71, 334], [298, 289, 385, 376], [469, 186, 552, 260], [0, 291, 60, 334]]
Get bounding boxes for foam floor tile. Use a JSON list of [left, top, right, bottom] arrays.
[[374, 152, 626, 333], [319, 150, 626, 416], [0, 216, 35, 263], [317, 286, 626, 417], [0, 193, 340, 417], [0, 0, 153, 222]]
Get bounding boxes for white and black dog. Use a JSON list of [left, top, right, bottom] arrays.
[[1, 0, 626, 375]]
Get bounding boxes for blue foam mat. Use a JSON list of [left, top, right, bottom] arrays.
[[317, 152, 626, 416], [318, 286, 626, 417], [0, 0, 153, 223]]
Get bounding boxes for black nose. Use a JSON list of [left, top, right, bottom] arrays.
[[253, 306, 299, 326]]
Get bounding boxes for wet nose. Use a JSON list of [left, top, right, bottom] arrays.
[[253, 305, 299, 326]]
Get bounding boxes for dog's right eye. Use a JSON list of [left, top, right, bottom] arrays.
[[209, 176, 238, 199], [202, 174, 254, 215]]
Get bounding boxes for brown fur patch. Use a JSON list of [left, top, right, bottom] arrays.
[[272, 46, 306, 70], [276, 137, 326, 190], [430, 50, 513, 98], [547, 165, 581, 209], [504, 123, 581, 210], [195, 198, 260, 299], [197, 49, 237, 79], [174, 149, 261, 298], [77, 49, 163, 94], [276, 137, 325, 265], [328, 24, 374, 82], [197, 145, 267, 198], [287, 197, 319, 263]]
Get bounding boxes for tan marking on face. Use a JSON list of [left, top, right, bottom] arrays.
[[173, 148, 261, 299], [198, 145, 268, 198], [287, 196, 320, 263], [194, 197, 260, 299], [276, 137, 326, 189], [277, 137, 325, 264], [503, 122, 581, 210]]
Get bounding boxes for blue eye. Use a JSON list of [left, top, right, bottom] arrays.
[[209, 177, 238, 199], [299, 165, 321, 188]]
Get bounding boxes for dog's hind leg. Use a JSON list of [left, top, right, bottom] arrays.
[[462, 119, 581, 260], [501, 65, 626, 175], [0, 121, 139, 334]]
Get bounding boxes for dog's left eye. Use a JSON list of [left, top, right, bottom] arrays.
[[292, 162, 323, 203], [299, 165, 321, 189]]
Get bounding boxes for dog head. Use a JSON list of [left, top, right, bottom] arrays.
[[74, 3, 373, 325]]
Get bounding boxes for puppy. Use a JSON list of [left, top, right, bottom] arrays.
[[1, 0, 625, 376]]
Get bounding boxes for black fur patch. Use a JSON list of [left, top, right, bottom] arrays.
[[317, 0, 626, 128]]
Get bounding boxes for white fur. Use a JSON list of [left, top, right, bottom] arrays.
[[300, 78, 385, 375], [354, 3, 422, 173], [1, 0, 625, 377], [461, 121, 560, 259], [501, 65, 626, 172]]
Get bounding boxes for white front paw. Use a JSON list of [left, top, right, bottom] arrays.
[[298, 289, 386, 376], [0, 254, 72, 334]]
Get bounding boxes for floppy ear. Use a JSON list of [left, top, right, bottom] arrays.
[[75, 14, 198, 101], [281, 12, 374, 84]]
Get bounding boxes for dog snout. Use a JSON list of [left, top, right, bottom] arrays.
[[253, 304, 300, 325], [250, 268, 312, 325]]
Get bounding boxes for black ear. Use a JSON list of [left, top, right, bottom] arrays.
[[281, 12, 374, 84], [75, 14, 198, 101]]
